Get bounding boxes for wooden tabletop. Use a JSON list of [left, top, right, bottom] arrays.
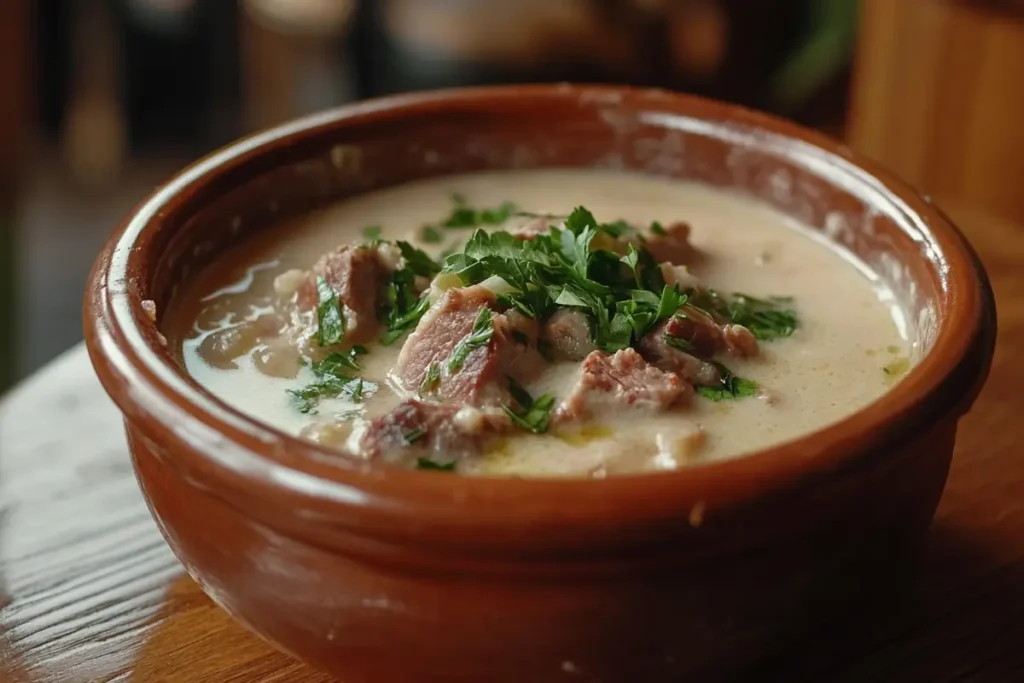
[[2, 203, 1023, 683]]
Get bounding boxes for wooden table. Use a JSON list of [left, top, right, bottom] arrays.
[[2, 204, 1022, 682]]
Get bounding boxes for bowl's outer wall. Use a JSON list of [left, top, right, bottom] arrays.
[[130, 418, 957, 682], [84, 85, 996, 682]]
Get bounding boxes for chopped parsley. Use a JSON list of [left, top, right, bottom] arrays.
[[663, 333, 694, 353], [441, 194, 518, 229], [421, 225, 444, 243], [404, 427, 428, 444], [397, 241, 441, 278], [380, 269, 431, 345], [420, 361, 441, 394], [447, 308, 494, 373], [288, 375, 377, 414], [313, 346, 367, 376], [362, 225, 382, 241], [416, 457, 456, 471], [315, 276, 345, 346], [502, 378, 556, 434], [727, 294, 798, 341], [649, 221, 667, 236], [696, 363, 758, 401], [288, 346, 375, 414]]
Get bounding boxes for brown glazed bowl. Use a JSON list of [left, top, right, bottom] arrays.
[[84, 85, 995, 682]]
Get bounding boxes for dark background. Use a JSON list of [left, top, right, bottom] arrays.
[[1, 0, 863, 390]]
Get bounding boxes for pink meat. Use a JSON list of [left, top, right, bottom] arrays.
[[394, 286, 543, 406], [556, 349, 691, 422], [359, 399, 509, 462], [542, 309, 595, 361], [646, 221, 698, 265], [638, 304, 759, 384], [295, 245, 392, 345]]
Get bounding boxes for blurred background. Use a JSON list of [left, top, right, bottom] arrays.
[[1, 0, 1023, 391]]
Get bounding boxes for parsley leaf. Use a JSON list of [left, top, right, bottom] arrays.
[[696, 363, 758, 401], [421, 226, 443, 243], [312, 346, 367, 376], [728, 294, 798, 341], [362, 225, 382, 241], [416, 457, 456, 471], [397, 241, 441, 277], [380, 269, 431, 345], [287, 375, 377, 414], [620, 244, 641, 287], [447, 308, 494, 373], [420, 361, 441, 394], [441, 195, 517, 229], [649, 221, 666, 236], [315, 276, 344, 346], [502, 378, 556, 434]]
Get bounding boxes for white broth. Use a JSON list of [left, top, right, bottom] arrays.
[[165, 170, 911, 477]]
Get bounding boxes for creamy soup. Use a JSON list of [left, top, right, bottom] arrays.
[[164, 170, 911, 477]]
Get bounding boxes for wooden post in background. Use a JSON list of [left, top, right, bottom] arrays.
[[848, 0, 1024, 225]]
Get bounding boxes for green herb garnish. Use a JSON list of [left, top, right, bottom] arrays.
[[421, 226, 444, 243], [312, 346, 367, 376], [649, 221, 666, 236], [315, 276, 345, 346], [404, 428, 428, 444], [288, 375, 377, 414], [362, 225, 382, 241], [727, 294, 798, 341], [380, 268, 431, 345], [502, 378, 556, 434], [397, 240, 441, 277], [420, 361, 441, 394], [447, 308, 494, 373], [441, 195, 518, 229], [288, 345, 376, 414], [696, 363, 758, 401], [416, 457, 456, 471]]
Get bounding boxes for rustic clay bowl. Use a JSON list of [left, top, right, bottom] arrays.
[[84, 85, 995, 682]]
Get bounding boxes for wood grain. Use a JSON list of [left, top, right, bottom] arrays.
[[849, 0, 1024, 225], [1, 203, 1022, 680]]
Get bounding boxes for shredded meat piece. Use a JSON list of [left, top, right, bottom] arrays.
[[295, 245, 394, 345], [542, 309, 596, 361], [359, 399, 509, 462], [638, 302, 759, 383], [394, 286, 543, 406], [638, 318, 722, 386], [556, 349, 691, 422], [645, 221, 698, 265], [722, 324, 758, 358]]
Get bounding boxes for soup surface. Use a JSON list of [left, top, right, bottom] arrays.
[[165, 170, 911, 477]]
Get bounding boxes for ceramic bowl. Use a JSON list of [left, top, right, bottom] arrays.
[[84, 85, 996, 683]]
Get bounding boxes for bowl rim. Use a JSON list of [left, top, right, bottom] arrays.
[[84, 84, 994, 541]]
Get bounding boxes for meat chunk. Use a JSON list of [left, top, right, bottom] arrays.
[[295, 245, 394, 345], [556, 349, 690, 422], [722, 324, 758, 358], [394, 286, 543, 406], [638, 304, 759, 384], [646, 221, 698, 265], [542, 309, 596, 361], [638, 317, 722, 386], [359, 399, 508, 463]]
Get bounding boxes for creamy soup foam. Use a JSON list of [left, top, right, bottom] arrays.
[[165, 170, 912, 477]]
